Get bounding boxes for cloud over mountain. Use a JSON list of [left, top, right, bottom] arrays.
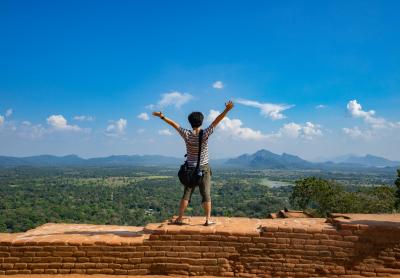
[[47, 115, 81, 131], [207, 110, 268, 140], [105, 118, 127, 137], [344, 100, 400, 140], [279, 122, 323, 139]]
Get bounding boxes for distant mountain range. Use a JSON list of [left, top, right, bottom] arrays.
[[0, 154, 182, 167], [0, 150, 398, 169], [226, 150, 314, 169], [326, 154, 400, 168], [226, 150, 399, 169]]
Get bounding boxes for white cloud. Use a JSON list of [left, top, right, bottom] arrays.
[[344, 100, 400, 139], [0, 115, 4, 126], [146, 91, 193, 110], [346, 100, 387, 128], [279, 122, 323, 139], [137, 112, 150, 121], [212, 81, 224, 89], [158, 129, 173, 136], [236, 98, 294, 120], [158, 91, 193, 108], [74, 115, 95, 121], [137, 128, 145, 134], [207, 110, 268, 140], [18, 121, 47, 139], [279, 122, 302, 138], [207, 110, 322, 141], [105, 118, 127, 137], [5, 109, 13, 117], [342, 126, 372, 140], [316, 104, 326, 109], [47, 115, 81, 131]]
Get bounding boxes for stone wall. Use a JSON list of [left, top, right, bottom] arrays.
[[1, 214, 400, 277]]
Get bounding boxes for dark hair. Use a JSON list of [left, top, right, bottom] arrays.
[[188, 112, 204, 128]]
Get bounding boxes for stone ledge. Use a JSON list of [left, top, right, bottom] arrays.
[[1, 214, 400, 277]]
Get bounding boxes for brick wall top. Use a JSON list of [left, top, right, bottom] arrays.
[[145, 217, 330, 236], [0, 223, 148, 246], [328, 213, 400, 232], [1, 214, 400, 246]]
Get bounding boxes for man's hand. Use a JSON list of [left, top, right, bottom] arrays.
[[225, 100, 234, 111], [211, 100, 234, 128], [152, 111, 163, 118], [153, 112, 180, 130]]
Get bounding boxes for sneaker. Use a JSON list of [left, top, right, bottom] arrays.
[[204, 219, 216, 226], [169, 218, 185, 225]]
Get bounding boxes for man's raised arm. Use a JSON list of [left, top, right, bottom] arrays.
[[152, 111, 180, 131], [211, 100, 234, 128]]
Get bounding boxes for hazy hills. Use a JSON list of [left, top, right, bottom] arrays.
[[0, 154, 182, 167], [0, 150, 398, 169], [226, 150, 399, 169], [226, 149, 314, 169], [327, 154, 400, 168]]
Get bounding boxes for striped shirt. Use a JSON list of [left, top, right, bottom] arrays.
[[178, 125, 214, 167]]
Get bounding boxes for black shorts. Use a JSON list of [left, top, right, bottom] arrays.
[[182, 164, 212, 203]]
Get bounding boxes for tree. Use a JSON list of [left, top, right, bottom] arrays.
[[395, 169, 400, 210], [290, 177, 347, 217]]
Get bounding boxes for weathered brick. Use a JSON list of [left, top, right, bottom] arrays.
[[62, 257, 77, 263], [54, 246, 77, 251], [186, 246, 209, 252], [13, 262, 27, 269], [136, 246, 150, 251], [202, 252, 216, 258], [127, 269, 148, 275], [100, 268, 114, 274], [343, 236, 359, 242], [108, 263, 122, 268], [115, 258, 129, 264], [165, 262, 189, 270], [179, 251, 201, 258], [114, 269, 128, 274], [35, 251, 52, 257], [314, 233, 329, 240], [146, 249, 165, 256], [129, 257, 141, 263], [172, 235, 191, 240], [75, 262, 96, 268], [101, 257, 115, 263], [53, 251, 74, 257], [200, 241, 220, 246], [77, 257, 90, 263], [204, 265, 220, 272], [1, 263, 14, 269], [3, 257, 19, 263], [44, 269, 58, 274], [70, 269, 86, 274]]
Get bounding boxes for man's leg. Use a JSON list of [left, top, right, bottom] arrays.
[[177, 185, 194, 222], [177, 199, 189, 221], [202, 201, 212, 221], [199, 167, 213, 223]]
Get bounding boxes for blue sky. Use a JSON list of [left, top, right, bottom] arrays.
[[1, 0, 400, 160]]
